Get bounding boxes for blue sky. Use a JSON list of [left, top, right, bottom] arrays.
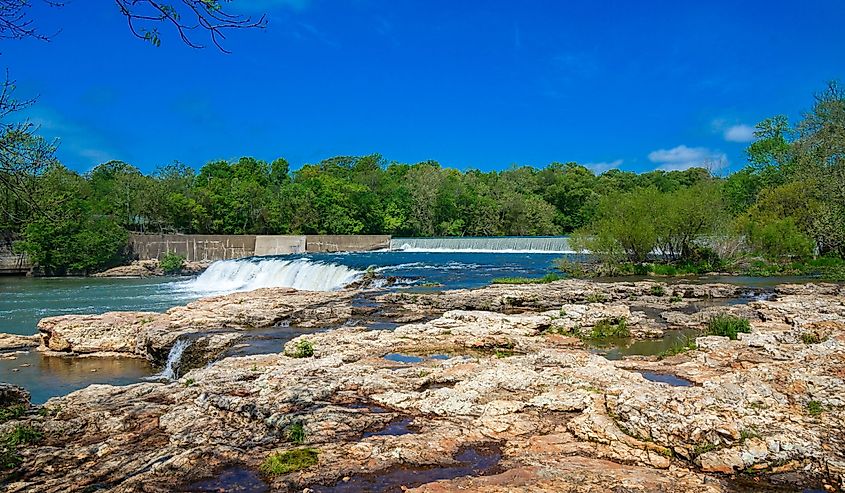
[[2, 0, 844, 174]]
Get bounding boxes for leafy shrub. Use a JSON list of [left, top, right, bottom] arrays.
[[1, 425, 43, 469], [707, 314, 751, 340], [806, 400, 824, 416], [0, 405, 27, 424], [801, 333, 822, 344], [287, 340, 314, 358], [649, 285, 665, 296], [553, 258, 586, 277], [259, 448, 319, 475], [589, 317, 629, 339], [160, 253, 185, 274]]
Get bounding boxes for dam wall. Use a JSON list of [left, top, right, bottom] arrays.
[[129, 234, 391, 260], [305, 235, 391, 253], [254, 236, 306, 255], [0, 252, 30, 275], [129, 234, 257, 262], [0, 238, 31, 275]]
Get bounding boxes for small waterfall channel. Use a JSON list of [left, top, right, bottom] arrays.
[[148, 338, 191, 381]]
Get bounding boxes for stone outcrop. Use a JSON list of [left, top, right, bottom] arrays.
[[36, 288, 358, 364], [3, 281, 843, 492], [0, 333, 39, 351], [92, 259, 210, 278]]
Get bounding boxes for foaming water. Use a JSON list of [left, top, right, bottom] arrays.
[[181, 258, 364, 295], [149, 338, 191, 381]]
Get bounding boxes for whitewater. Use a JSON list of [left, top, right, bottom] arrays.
[[181, 258, 365, 294]]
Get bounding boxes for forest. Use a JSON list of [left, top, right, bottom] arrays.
[[1, 83, 844, 275]]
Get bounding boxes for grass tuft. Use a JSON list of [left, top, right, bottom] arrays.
[[286, 340, 314, 358], [588, 317, 629, 339], [806, 400, 824, 416], [707, 314, 751, 340], [259, 448, 319, 476], [801, 332, 822, 344], [491, 273, 563, 285], [0, 405, 27, 424], [286, 422, 306, 444], [657, 336, 698, 359], [649, 285, 666, 296]]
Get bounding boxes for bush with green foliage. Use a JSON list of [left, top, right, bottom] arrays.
[[1, 425, 42, 469], [159, 253, 185, 274], [707, 314, 751, 340], [259, 448, 319, 475], [286, 339, 314, 358], [588, 317, 629, 339]]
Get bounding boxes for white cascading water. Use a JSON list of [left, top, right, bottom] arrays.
[[390, 236, 573, 253], [184, 258, 364, 294], [151, 338, 190, 381]]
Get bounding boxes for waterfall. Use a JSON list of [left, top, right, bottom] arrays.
[[152, 338, 190, 381], [390, 236, 572, 253], [182, 258, 364, 294]]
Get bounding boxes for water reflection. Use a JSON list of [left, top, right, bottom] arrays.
[[0, 351, 152, 404]]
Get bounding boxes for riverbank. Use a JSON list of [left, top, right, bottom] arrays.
[[1, 278, 842, 491]]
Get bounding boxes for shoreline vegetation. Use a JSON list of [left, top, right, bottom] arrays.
[[3, 84, 844, 278]]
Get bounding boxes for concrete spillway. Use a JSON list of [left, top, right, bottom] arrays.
[[389, 236, 572, 253]]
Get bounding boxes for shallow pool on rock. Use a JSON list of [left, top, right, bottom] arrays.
[[313, 444, 502, 493]]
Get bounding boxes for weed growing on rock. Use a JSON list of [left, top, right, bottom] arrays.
[[588, 318, 629, 339], [801, 333, 822, 344], [183, 378, 196, 388], [707, 314, 751, 340], [657, 336, 697, 359], [650, 285, 665, 296], [491, 273, 563, 285], [259, 448, 318, 475], [692, 441, 718, 457], [669, 295, 682, 303], [807, 400, 824, 416], [494, 348, 515, 358], [0, 405, 27, 424], [0, 425, 43, 469], [286, 422, 306, 444], [586, 293, 607, 303], [287, 340, 314, 358]]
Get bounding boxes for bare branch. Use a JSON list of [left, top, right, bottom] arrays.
[[114, 0, 266, 53]]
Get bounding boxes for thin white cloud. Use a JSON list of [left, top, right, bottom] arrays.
[[647, 145, 727, 171], [584, 159, 623, 173], [24, 107, 121, 170], [723, 124, 756, 143]]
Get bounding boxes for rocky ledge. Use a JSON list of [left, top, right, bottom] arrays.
[[35, 287, 361, 366], [92, 259, 210, 278], [1, 280, 843, 492]]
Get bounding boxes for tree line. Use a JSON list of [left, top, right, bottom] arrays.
[[1, 83, 843, 274], [572, 82, 845, 278]]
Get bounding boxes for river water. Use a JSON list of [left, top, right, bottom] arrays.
[[1, 252, 568, 402], [0, 250, 821, 404]]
